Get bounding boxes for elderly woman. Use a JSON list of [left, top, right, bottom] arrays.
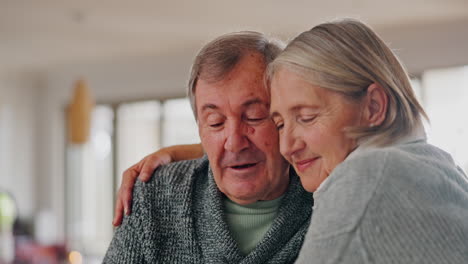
[[113, 19, 468, 263], [267, 19, 468, 263]]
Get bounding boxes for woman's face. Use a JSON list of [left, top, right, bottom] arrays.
[[270, 68, 363, 192]]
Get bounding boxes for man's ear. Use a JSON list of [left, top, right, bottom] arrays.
[[363, 83, 388, 127]]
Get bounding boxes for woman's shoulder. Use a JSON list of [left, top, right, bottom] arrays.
[[339, 141, 457, 176], [346, 143, 468, 257], [350, 141, 463, 181], [311, 141, 468, 239], [327, 140, 468, 219]]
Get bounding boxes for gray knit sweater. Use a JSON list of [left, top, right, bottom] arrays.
[[104, 156, 313, 263], [295, 139, 468, 264]]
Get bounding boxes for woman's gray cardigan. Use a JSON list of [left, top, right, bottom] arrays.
[[295, 138, 468, 264]]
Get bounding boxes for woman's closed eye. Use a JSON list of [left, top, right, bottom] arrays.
[[298, 115, 317, 124], [272, 118, 284, 130], [275, 122, 284, 131]]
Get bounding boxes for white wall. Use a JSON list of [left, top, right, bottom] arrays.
[[377, 18, 468, 75], [423, 66, 468, 172], [0, 72, 41, 220], [44, 50, 196, 104]]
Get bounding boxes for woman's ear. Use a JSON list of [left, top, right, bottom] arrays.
[[363, 83, 388, 127]]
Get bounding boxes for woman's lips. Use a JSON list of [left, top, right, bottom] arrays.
[[295, 157, 319, 172]]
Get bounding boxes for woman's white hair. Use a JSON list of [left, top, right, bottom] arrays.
[[267, 18, 428, 146]]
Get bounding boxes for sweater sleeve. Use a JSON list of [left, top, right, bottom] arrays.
[[103, 181, 147, 264]]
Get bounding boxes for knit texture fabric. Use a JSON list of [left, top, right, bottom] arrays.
[[104, 156, 313, 263], [295, 140, 468, 264]]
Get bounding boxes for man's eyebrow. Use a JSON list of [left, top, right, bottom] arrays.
[[242, 98, 267, 108], [200, 99, 267, 113], [200, 103, 219, 112]]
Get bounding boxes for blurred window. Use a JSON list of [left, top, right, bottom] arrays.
[[115, 101, 161, 189], [65, 105, 114, 257], [65, 97, 199, 260], [422, 66, 468, 173], [161, 98, 199, 147]]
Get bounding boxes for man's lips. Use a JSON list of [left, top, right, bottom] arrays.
[[294, 157, 319, 172], [228, 162, 258, 169]]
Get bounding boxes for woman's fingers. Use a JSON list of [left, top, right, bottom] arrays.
[[138, 151, 172, 182]]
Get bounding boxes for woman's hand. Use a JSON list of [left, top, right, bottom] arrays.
[[112, 143, 204, 226]]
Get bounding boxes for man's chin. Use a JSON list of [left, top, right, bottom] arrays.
[[222, 184, 264, 205], [225, 194, 260, 205]]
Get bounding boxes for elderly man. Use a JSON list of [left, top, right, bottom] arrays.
[[104, 32, 312, 263]]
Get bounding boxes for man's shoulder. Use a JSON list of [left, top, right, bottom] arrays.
[[133, 155, 209, 193], [128, 156, 210, 221], [111, 157, 209, 263], [156, 156, 208, 183]]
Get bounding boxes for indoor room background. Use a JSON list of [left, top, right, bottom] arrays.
[[1, 0, 468, 263]]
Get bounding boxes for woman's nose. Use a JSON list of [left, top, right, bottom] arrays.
[[280, 125, 305, 159]]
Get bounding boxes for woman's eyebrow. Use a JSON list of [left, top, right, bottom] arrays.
[[290, 105, 320, 112]]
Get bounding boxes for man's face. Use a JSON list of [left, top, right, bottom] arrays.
[[196, 52, 289, 205]]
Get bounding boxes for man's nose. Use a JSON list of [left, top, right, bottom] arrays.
[[224, 122, 249, 153]]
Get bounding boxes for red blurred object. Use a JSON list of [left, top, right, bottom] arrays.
[[14, 236, 67, 264]]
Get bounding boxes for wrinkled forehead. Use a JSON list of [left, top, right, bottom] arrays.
[[196, 79, 270, 113], [195, 57, 270, 113]]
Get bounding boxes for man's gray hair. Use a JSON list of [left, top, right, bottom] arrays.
[[188, 31, 284, 119]]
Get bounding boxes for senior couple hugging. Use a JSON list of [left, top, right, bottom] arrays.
[[104, 19, 468, 264]]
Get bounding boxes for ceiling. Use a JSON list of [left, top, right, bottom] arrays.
[[1, 0, 468, 72]]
